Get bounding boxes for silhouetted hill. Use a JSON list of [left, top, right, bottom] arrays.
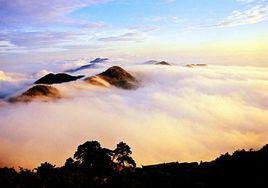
[[85, 66, 138, 89], [66, 58, 109, 73], [34, 73, 84, 84], [9, 85, 60, 103], [1, 141, 268, 188]]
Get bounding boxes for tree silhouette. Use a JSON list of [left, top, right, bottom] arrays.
[[113, 142, 136, 168], [73, 141, 113, 176], [3, 140, 268, 188], [63, 157, 80, 171], [35, 162, 55, 179]]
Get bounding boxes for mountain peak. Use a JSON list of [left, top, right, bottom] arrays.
[[85, 66, 138, 89], [9, 85, 60, 103]]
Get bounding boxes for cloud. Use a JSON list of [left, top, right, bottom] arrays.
[[145, 16, 165, 23], [128, 25, 159, 32], [0, 70, 31, 99], [164, 0, 176, 3], [0, 40, 24, 54], [98, 32, 145, 42], [171, 16, 185, 24], [0, 32, 76, 48], [236, 0, 255, 3], [84, 22, 108, 29], [0, 31, 101, 54], [0, 0, 112, 26], [212, 1, 268, 28], [0, 64, 268, 169], [0, 70, 12, 81], [0, 32, 75, 47]]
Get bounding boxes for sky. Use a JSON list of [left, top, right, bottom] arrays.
[[0, 0, 268, 67]]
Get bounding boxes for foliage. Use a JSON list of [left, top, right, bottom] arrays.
[[1, 141, 268, 187]]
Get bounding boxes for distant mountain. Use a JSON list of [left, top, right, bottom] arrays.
[[143, 60, 171, 65], [186, 64, 208, 68], [34, 73, 84, 85], [155, 61, 171, 65], [66, 58, 109, 73], [9, 85, 60, 103], [85, 66, 138, 89], [142, 60, 159, 65]]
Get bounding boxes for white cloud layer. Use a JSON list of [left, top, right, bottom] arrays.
[[0, 63, 268, 169]]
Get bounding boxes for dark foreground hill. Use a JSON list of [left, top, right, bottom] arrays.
[[34, 73, 84, 84], [1, 140, 268, 188], [85, 66, 139, 89]]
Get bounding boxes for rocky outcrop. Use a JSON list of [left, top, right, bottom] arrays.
[[85, 66, 138, 89], [9, 85, 60, 103], [34, 73, 84, 84]]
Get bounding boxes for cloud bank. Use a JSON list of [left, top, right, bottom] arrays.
[[0, 63, 268, 169]]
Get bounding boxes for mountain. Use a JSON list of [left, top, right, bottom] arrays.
[[186, 64, 208, 68], [85, 66, 138, 89], [34, 73, 84, 85], [66, 58, 109, 73], [142, 60, 171, 65], [142, 60, 159, 65], [155, 61, 171, 65], [9, 85, 60, 103]]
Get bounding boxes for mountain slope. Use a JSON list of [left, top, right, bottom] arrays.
[[35, 73, 84, 84], [9, 85, 60, 103], [85, 66, 138, 89]]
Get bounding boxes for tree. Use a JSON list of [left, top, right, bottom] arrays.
[[35, 162, 55, 178], [73, 141, 113, 176], [113, 142, 136, 168], [63, 157, 80, 170]]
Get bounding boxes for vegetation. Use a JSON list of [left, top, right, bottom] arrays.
[[1, 141, 268, 187]]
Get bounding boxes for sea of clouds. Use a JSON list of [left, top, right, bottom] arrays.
[[0, 59, 268, 169]]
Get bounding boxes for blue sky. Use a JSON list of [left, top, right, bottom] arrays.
[[0, 0, 268, 66]]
